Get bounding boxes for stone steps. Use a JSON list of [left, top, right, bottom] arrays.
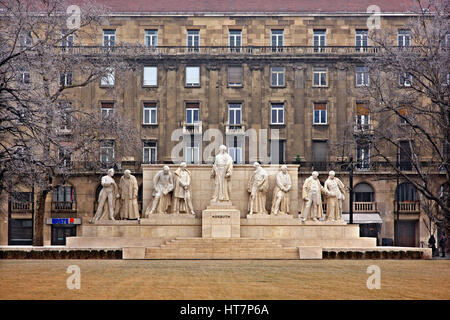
[[144, 237, 300, 259]]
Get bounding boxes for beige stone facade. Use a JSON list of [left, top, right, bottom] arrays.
[[1, 10, 445, 248]]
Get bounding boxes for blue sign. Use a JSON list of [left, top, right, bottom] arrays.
[[51, 218, 75, 224]]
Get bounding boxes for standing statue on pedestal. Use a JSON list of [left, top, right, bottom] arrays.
[[211, 145, 233, 203], [248, 162, 269, 215], [144, 166, 174, 216], [324, 171, 346, 222], [119, 169, 140, 220], [173, 162, 196, 215], [300, 171, 327, 222], [92, 168, 120, 222], [271, 165, 292, 215]]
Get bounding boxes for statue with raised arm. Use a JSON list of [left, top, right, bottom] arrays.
[[119, 170, 140, 220], [271, 165, 292, 215], [92, 168, 120, 222], [324, 170, 346, 222], [144, 166, 174, 216], [172, 162, 196, 215], [300, 171, 328, 222], [211, 145, 233, 203], [248, 162, 269, 215]]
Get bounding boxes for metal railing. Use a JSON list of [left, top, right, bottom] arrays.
[[51, 201, 77, 212], [10, 201, 33, 213], [394, 200, 420, 213]]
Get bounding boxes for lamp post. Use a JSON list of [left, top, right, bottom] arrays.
[[348, 157, 354, 224]]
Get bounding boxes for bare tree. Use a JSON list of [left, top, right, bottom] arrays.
[[0, 0, 141, 245]]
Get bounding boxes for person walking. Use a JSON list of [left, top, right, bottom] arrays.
[[439, 234, 447, 258], [428, 234, 436, 257]]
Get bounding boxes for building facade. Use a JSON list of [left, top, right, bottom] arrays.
[[1, 0, 446, 248]]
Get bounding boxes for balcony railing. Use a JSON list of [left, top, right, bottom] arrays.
[[394, 200, 420, 213], [225, 123, 246, 134], [353, 202, 377, 212], [183, 121, 202, 135], [10, 201, 33, 213], [52, 201, 77, 212], [59, 45, 383, 57]]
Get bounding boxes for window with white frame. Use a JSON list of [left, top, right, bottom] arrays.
[[19, 70, 31, 84], [398, 29, 411, 47], [229, 30, 242, 52], [101, 102, 114, 119], [101, 67, 115, 86], [399, 72, 412, 86], [103, 29, 116, 47], [356, 103, 370, 130], [185, 66, 200, 86], [313, 103, 327, 124], [313, 67, 327, 86], [271, 30, 284, 52], [186, 103, 200, 124], [145, 30, 158, 47], [356, 144, 370, 170], [355, 30, 368, 52], [271, 103, 284, 125], [143, 141, 157, 164], [228, 103, 242, 125], [271, 67, 285, 87], [60, 72, 72, 86], [19, 30, 32, 47], [143, 102, 157, 125], [58, 146, 72, 167], [356, 66, 369, 86], [143, 66, 157, 86], [270, 140, 286, 164], [100, 140, 114, 163], [186, 146, 200, 164], [61, 30, 74, 51], [187, 30, 200, 52], [228, 147, 242, 164], [313, 30, 326, 52], [59, 102, 72, 131]]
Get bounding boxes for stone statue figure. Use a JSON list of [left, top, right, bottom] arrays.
[[300, 171, 327, 222], [144, 166, 174, 216], [211, 145, 233, 202], [172, 162, 196, 215], [92, 168, 120, 222], [271, 165, 292, 215], [248, 162, 269, 215], [323, 170, 346, 222], [119, 169, 140, 220]]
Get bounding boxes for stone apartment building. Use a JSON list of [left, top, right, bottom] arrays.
[[1, 0, 446, 248]]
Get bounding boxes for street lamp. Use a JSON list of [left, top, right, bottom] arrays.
[[348, 156, 354, 224]]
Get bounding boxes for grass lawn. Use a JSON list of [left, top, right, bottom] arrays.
[[0, 259, 449, 300]]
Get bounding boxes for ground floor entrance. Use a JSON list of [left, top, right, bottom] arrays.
[[51, 225, 76, 245], [396, 220, 417, 247], [8, 219, 33, 245]]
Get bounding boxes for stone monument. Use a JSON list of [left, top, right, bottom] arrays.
[[247, 162, 269, 215], [270, 165, 292, 215], [172, 162, 196, 215], [300, 171, 327, 222], [323, 170, 346, 222], [91, 168, 120, 222], [119, 169, 140, 220], [144, 165, 174, 216]]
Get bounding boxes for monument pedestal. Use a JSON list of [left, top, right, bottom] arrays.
[[202, 203, 240, 238]]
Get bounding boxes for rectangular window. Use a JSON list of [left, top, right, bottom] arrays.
[[19, 70, 31, 84], [313, 103, 327, 124], [186, 103, 200, 124], [355, 30, 368, 52], [186, 66, 200, 86], [186, 146, 200, 164], [145, 30, 158, 47], [312, 141, 328, 166], [229, 30, 242, 52], [399, 72, 412, 87], [356, 66, 369, 86], [143, 66, 157, 86], [59, 72, 72, 87], [398, 105, 410, 124], [356, 144, 370, 170], [59, 102, 72, 131], [271, 103, 284, 125], [313, 67, 327, 86], [103, 29, 116, 47], [398, 29, 411, 47], [187, 30, 200, 52], [270, 140, 286, 164], [143, 141, 157, 164], [61, 30, 74, 51], [100, 140, 114, 163], [228, 103, 242, 125], [313, 30, 326, 52], [271, 30, 284, 52], [19, 31, 32, 47], [58, 147, 72, 167], [228, 66, 243, 86], [356, 103, 370, 130], [271, 67, 285, 87], [101, 67, 115, 86], [398, 140, 412, 170], [101, 102, 114, 119], [228, 147, 242, 164], [143, 102, 157, 124]]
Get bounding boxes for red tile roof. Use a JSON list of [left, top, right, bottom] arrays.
[[91, 0, 424, 14]]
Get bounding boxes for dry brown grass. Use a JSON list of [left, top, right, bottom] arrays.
[[0, 260, 449, 300]]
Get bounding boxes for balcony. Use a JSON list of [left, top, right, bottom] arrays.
[[225, 123, 246, 135], [51, 201, 77, 213], [10, 201, 33, 213], [182, 121, 202, 135], [394, 200, 420, 213], [353, 121, 374, 134], [353, 202, 377, 213]]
